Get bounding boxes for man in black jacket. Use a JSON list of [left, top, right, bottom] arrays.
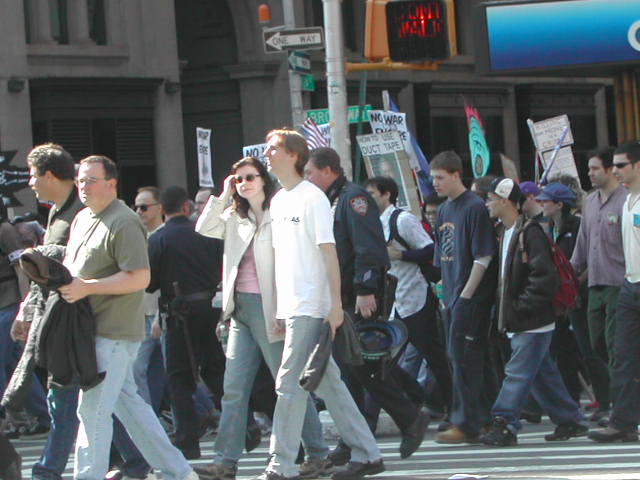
[[480, 177, 587, 447], [147, 185, 224, 460], [304, 148, 428, 462]]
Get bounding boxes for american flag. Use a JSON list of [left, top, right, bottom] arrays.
[[301, 117, 330, 150]]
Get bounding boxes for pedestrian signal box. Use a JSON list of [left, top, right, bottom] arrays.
[[385, 0, 456, 62]]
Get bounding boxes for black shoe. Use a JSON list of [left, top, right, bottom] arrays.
[[588, 427, 639, 443], [245, 422, 262, 453], [399, 411, 429, 459], [520, 410, 542, 424], [331, 460, 385, 480], [328, 441, 351, 467], [480, 417, 518, 447], [544, 421, 588, 441]]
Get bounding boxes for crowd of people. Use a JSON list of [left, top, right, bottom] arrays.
[[0, 134, 639, 480]]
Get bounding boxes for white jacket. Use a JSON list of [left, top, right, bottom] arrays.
[[195, 196, 282, 343]]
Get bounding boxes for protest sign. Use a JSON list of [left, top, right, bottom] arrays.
[[242, 143, 268, 163], [356, 131, 420, 217], [464, 104, 491, 178], [196, 127, 214, 188]]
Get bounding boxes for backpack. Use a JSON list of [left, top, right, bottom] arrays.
[[388, 209, 440, 283], [518, 221, 579, 315]]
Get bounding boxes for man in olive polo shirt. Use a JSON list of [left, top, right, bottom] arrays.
[[59, 155, 195, 480]]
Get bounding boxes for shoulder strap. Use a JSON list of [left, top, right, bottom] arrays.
[[389, 209, 410, 250]]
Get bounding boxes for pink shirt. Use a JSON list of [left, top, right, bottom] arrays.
[[235, 240, 261, 294]]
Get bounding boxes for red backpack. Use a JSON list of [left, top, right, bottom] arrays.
[[519, 222, 579, 315]]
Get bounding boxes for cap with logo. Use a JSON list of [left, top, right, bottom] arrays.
[[489, 177, 523, 204]]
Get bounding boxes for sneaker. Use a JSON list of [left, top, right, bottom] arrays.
[[106, 468, 157, 480], [328, 441, 351, 467], [299, 458, 334, 479], [480, 417, 518, 447], [544, 421, 589, 441], [399, 410, 429, 459], [435, 425, 479, 444], [195, 463, 237, 480], [331, 460, 385, 480], [251, 471, 299, 480], [588, 427, 639, 443], [584, 400, 600, 411]]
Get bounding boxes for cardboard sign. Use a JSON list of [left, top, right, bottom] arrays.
[[356, 131, 420, 217]]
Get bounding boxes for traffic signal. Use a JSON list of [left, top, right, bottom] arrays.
[[387, 0, 456, 62]]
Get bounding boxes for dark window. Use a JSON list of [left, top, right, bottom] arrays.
[[50, 0, 69, 44], [24, 0, 31, 43], [87, 0, 107, 45]]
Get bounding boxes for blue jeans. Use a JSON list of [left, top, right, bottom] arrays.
[[33, 387, 150, 480], [214, 293, 327, 467], [269, 316, 380, 478], [132, 315, 165, 411], [75, 337, 191, 480], [609, 280, 640, 431], [491, 330, 584, 431], [0, 303, 49, 427]]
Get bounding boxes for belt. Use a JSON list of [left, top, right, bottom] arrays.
[[165, 290, 214, 303]]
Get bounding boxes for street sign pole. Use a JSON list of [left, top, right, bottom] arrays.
[[282, 0, 305, 128], [322, 0, 351, 179]]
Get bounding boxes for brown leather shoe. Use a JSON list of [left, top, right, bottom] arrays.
[[435, 425, 479, 444]]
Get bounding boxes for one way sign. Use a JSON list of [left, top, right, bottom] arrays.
[[263, 27, 324, 53]]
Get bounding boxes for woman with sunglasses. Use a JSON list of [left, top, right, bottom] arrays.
[[195, 157, 329, 480]]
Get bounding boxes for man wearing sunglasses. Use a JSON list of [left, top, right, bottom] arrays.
[[589, 141, 640, 443], [570, 146, 626, 423]]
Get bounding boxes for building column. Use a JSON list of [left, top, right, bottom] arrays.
[[503, 85, 521, 176], [226, 61, 283, 145], [67, 0, 94, 44], [27, 0, 55, 44], [154, 84, 187, 190]]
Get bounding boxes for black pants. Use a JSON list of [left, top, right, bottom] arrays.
[[165, 303, 226, 448], [609, 280, 640, 431], [337, 304, 421, 433], [397, 299, 453, 413]]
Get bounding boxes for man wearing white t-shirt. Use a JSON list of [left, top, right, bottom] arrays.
[[481, 177, 586, 447], [259, 129, 383, 480]]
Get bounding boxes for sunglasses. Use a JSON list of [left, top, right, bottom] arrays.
[[613, 162, 632, 169], [134, 203, 158, 212], [234, 174, 261, 184]]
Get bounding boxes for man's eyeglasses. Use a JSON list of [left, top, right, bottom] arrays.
[[234, 174, 261, 184], [613, 162, 632, 169], [134, 203, 158, 212]]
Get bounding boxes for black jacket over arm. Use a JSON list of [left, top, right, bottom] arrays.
[[498, 217, 560, 333]]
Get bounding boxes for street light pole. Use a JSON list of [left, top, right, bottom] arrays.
[[282, 0, 305, 128], [322, 0, 352, 179]]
